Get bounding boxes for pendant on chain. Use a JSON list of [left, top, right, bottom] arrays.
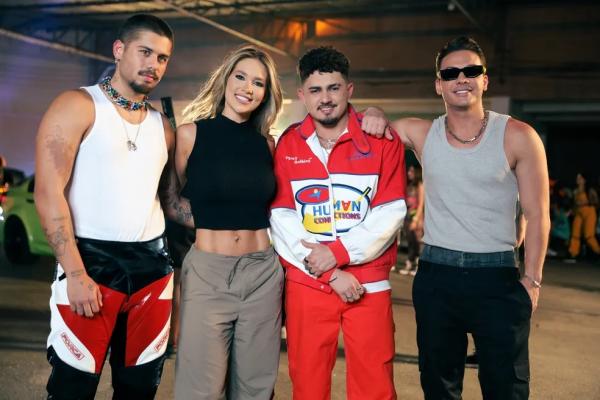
[[127, 140, 138, 151]]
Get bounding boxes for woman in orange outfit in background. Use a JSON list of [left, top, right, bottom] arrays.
[[568, 172, 600, 258]]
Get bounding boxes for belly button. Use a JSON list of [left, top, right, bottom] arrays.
[[234, 235, 240, 242]]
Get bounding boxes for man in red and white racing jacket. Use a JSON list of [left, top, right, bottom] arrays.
[[270, 46, 406, 400]]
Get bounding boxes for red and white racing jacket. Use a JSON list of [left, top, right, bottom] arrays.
[[270, 106, 407, 293]]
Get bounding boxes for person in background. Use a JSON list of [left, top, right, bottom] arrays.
[[568, 172, 600, 259], [547, 181, 571, 258], [398, 164, 424, 276]]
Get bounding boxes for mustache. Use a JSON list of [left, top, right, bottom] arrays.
[[318, 102, 336, 110], [139, 69, 158, 80]]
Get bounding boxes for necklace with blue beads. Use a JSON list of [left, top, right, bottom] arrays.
[[99, 76, 148, 111]]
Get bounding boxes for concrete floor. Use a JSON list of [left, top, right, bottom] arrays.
[[0, 253, 599, 399]]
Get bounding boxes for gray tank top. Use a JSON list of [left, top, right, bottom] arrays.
[[422, 111, 518, 252]]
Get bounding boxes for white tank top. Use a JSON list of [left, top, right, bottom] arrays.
[[67, 84, 167, 241], [421, 111, 518, 252]]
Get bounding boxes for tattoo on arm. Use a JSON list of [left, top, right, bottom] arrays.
[[45, 125, 77, 178], [170, 197, 194, 225], [158, 164, 194, 226], [69, 269, 85, 278], [46, 225, 71, 257]]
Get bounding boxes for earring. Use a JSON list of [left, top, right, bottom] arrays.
[[114, 58, 120, 64]]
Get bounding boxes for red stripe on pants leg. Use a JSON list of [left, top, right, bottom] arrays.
[[123, 273, 173, 366], [55, 285, 125, 374]]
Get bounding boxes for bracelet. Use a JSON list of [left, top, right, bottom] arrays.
[[328, 276, 338, 283], [523, 274, 542, 288]]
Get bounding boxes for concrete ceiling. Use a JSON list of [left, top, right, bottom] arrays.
[[1, 1, 599, 104]]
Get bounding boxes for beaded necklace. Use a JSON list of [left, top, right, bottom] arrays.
[[99, 76, 148, 111]]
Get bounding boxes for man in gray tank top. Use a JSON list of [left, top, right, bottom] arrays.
[[376, 36, 549, 399]]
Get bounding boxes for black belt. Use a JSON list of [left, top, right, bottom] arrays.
[[57, 235, 173, 294]]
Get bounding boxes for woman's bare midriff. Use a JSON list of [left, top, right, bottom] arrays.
[[194, 228, 271, 256]]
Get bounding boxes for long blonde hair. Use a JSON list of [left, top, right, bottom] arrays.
[[182, 45, 283, 137]]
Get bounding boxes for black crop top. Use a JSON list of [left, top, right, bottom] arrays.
[[182, 114, 276, 230]]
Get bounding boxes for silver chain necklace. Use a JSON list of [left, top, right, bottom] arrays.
[[119, 114, 143, 151], [316, 130, 345, 150], [445, 111, 489, 144]]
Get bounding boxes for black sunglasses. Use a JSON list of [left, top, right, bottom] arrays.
[[438, 65, 486, 81]]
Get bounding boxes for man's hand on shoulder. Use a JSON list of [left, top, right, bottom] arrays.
[[360, 107, 393, 139]]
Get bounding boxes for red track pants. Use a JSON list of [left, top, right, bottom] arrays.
[[285, 280, 396, 400]]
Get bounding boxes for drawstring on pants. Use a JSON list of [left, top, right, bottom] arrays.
[[226, 253, 266, 288]]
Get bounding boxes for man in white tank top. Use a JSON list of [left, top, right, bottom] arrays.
[[34, 14, 189, 399], [369, 37, 549, 399]]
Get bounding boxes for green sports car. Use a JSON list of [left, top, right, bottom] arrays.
[[0, 176, 53, 264]]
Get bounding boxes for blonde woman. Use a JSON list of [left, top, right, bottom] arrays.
[[171, 45, 284, 399]]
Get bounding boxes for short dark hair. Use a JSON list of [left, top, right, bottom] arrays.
[[118, 14, 174, 45], [435, 36, 486, 74], [297, 46, 350, 83]]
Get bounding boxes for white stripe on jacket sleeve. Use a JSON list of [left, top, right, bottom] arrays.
[[340, 199, 407, 265], [270, 207, 318, 277]]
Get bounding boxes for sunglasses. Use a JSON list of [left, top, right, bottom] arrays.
[[438, 65, 486, 81]]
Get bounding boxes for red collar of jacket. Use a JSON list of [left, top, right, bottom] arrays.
[[294, 104, 371, 155]]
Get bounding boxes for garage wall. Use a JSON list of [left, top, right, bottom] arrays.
[[0, 37, 92, 174], [154, 2, 600, 102]]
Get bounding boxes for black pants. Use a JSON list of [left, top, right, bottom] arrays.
[[413, 261, 531, 400]]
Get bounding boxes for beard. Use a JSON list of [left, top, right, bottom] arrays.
[[129, 70, 159, 95], [315, 103, 347, 127], [316, 115, 342, 127], [130, 80, 154, 95]]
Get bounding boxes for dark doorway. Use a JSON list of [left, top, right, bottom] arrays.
[[546, 123, 600, 188]]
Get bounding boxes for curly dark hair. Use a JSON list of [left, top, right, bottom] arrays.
[[435, 36, 486, 74], [297, 46, 350, 83]]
